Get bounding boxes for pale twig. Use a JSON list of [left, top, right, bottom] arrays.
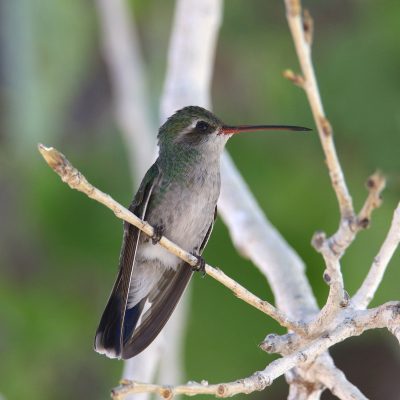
[[309, 233, 347, 334], [283, 1, 388, 346], [308, 174, 386, 334], [284, 2, 354, 355], [284, 0, 353, 219], [357, 172, 386, 229], [313, 358, 368, 400], [286, 353, 367, 400], [353, 202, 400, 309], [285, 2, 385, 258], [325, 173, 386, 258], [308, 175, 390, 332], [282, 4, 396, 396], [38, 144, 306, 335], [113, 302, 400, 399]]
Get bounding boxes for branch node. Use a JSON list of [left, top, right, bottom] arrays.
[[217, 384, 227, 397], [283, 69, 305, 87], [302, 9, 314, 45], [357, 171, 386, 230], [161, 387, 173, 399], [297, 351, 308, 362], [38, 143, 65, 172], [339, 290, 350, 308], [323, 271, 331, 284], [259, 332, 298, 355], [358, 217, 370, 229], [259, 333, 278, 353], [253, 371, 271, 389], [311, 230, 326, 251], [318, 116, 333, 137]]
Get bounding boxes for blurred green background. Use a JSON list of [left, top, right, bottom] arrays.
[[1, 0, 399, 399]]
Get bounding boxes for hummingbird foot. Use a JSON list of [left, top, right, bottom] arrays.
[[152, 222, 165, 245], [191, 253, 206, 277]]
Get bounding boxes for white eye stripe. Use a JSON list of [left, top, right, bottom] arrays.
[[190, 119, 200, 129]]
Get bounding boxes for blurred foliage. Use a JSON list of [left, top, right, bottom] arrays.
[[0, 0, 399, 399]]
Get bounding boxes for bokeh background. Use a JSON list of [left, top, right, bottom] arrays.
[[1, 0, 399, 399]]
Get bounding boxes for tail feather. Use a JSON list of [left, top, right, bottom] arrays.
[[121, 263, 193, 359], [94, 288, 146, 359]]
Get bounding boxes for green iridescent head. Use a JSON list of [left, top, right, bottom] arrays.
[[158, 106, 224, 150], [157, 105, 311, 154]]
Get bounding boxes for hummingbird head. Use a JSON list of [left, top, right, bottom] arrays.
[[158, 106, 227, 155], [158, 105, 311, 156]]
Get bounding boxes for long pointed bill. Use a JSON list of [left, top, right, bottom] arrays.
[[220, 124, 311, 135]]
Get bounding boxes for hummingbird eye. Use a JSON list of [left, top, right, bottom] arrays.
[[195, 121, 211, 133]]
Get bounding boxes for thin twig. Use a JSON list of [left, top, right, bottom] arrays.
[[285, 2, 385, 259], [38, 143, 306, 335], [353, 202, 400, 309], [313, 357, 368, 400], [284, 1, 388, 341], [357, 172, 386, 229], [284, 0, 353, 219], [283, 3, 396, 396], [309, 234, 347, 334], [325, 172, 386, 258], [284, 0, 354, 344], [113, 302, 400, 399]]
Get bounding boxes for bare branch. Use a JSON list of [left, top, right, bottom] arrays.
[[113, 302, 400, 399], [324, 172, 386, 259], [284, 1, 390, 346], [309, 233, 347, 334], [284, 0, 353, 219], [284, 3, 385, 260], [313, 359, 368, 400], [38, 144, 305, 334], [357, 172, 386, 229], [353, 202, 400, 309]]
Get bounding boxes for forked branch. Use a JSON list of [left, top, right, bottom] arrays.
[[284, 0, 387, 335], [112, 302, 400, 399]]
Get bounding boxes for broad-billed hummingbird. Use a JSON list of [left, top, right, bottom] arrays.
[[94, 106, 310, 359]]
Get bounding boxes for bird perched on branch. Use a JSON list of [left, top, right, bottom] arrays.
[[94, 106, 310, 359]]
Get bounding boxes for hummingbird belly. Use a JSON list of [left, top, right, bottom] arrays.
[[137, 170, 220, 269]]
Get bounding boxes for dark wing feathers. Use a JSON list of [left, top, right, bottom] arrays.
[[121, 265, 193, 359], [121, 206, 217, 359], [95, 162, 218, 359], [94, 163, 160, 358]]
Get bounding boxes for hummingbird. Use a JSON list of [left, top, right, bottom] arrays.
[[94, 106, 310, 359]]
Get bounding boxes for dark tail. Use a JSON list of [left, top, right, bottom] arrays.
[[94, 288, 145, 359]]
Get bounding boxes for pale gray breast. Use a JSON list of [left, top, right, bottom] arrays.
[[139, 163, 220, 269]]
